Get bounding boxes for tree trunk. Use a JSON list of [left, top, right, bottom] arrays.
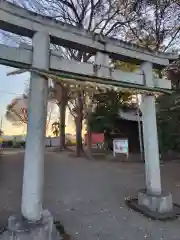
[[86, 115, 92, 155], [86, 120, 93, 160], [55, 83, 68, 151], [75, 117, 83, 156], [59, 100, 66, 150], [87, 126, 92, 153], [75, 92, 84, 157]]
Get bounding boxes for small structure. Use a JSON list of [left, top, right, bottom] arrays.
[[118, 107, 142, 153]]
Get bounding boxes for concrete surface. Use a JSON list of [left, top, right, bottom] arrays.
[[1, 150, 180, 239]]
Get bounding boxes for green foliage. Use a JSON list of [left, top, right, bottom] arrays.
[[89, 89, 132, 133], [114, 61, 138, 72], [157, 91, 180, 153], [157, 59, 180, 154]]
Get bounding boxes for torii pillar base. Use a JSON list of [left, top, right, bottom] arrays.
[[0, 210, 61, 240], [138, 189, 173, 214], [126, 190, 177, 220]]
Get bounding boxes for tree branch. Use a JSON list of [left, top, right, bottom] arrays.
[[58, 0, 81, 22], [164, 29, 180, 52]]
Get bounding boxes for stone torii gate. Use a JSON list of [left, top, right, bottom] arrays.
[[0, 1, 178, 239]]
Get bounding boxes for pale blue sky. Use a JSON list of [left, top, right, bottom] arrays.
[[0, 65, 75, 136], [0, 65, 28, 134]]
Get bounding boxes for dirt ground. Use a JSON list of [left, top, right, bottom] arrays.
[[1, 149, 180, 239]]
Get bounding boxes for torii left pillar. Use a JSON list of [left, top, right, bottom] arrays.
[[0, 32, 60, 240], [21, 32, 49, 222]]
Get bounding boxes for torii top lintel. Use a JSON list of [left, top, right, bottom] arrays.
[[0, 0, 178, 68]]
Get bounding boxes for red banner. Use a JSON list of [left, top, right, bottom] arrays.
[[84, 133, 104, 145]]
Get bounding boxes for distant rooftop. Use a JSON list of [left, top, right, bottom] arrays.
[[119, 108, 142, 122]]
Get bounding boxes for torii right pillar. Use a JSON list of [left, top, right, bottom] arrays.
[[137, 61, 174, 218]]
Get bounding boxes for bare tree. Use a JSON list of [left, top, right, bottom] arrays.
[[126, 0, 180, 51], [5, 94, 55, 135], [2, 0, 180, 156], [5, 95, 28, 126]]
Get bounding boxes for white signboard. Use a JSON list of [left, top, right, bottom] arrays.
[[113, 139, 129, 158]]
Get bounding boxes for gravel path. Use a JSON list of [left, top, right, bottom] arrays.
[[1, 150, 180, 239]]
